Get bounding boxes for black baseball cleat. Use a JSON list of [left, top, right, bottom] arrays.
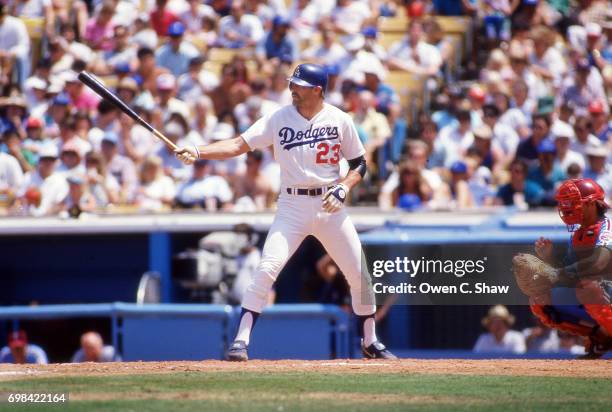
[[361, 340, 398, 360], [226, 340, 249, 362]]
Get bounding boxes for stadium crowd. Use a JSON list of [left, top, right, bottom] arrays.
[[0, 0, 610, 216]]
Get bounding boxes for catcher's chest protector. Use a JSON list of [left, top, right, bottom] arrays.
[[570, 217, 611, 251]]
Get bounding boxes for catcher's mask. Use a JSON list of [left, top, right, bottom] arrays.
[[555, 178, 608, 231]]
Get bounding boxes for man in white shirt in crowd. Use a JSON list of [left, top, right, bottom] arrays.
[[176, 158, 233, 211], [100, 132, 138, 204], [17, 144, 68, 216], [473, 305, 526, 354], [217, 0, 264, 49], [328, 0, 371, 36], [301, 28, 348, 66], [0, 3, 30, 88], [552, 120, 585, 174], [0, 146, 23, 205], [387, 19, 442, 76]]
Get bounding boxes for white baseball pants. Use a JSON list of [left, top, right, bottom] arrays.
[[241, 191, 376, 316]]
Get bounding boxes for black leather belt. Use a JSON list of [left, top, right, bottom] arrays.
[[286, 187, 332, 196]]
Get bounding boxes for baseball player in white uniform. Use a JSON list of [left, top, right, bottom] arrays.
[[175, 63, 396, 361]]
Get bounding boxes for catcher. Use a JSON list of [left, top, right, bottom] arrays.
[[513, 178, 612, 358]]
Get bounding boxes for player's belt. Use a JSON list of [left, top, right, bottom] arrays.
[[286, 186, 333, 196]]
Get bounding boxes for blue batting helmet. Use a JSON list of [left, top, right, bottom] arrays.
[[287, 63, 328, 91]]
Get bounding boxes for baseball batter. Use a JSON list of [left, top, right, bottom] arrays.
[[175, 63, 396, 361]]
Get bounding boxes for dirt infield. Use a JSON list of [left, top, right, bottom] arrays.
[[1, 359, 611, 381]]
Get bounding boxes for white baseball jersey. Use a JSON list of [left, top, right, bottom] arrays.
[[241, 103, 365, 188]]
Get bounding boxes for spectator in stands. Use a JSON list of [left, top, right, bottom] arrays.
[[209, 63, 250, 117], [572, 115, 602, 156], [84, 0, 115, 52], [100, 131, 137, 204], [495, 159, 543, 208], [588, 100, 611, 142], [57, 116, 92, 158], [0, 138, 23, 206], [387, 19, 443, 76], [288, 0, 321, 42], [85, 151, 119, 208], [468, 124, 504, 174], [257, 15, 297, 65], [233, 150, 275, 211], [509, 78, 536, 122], [116, 78, 139, 108], [0, 94, 27, 138], [178, 56, 219, 102], [217, 0, 264, 49], [55, 22, 95, 68], [72, 331, 121, 363], [328, 0, 372, 36], [190, 95, 218, 144], [131, 12, 158, 50], [181, 0, 216, 35], [60, 174, 97, 218], [47, 38, 73, 77], [583, 144, 612, 198], [0, 330, 47, 364], [156, 22, 199, 78], [94, 24, 137, 76], [390, 160, 432, 210], [529, 25, 567, 89], [149, 0, 179, 37], [380, 140, 445, 209], [515, 113, 552, 167], [175, 158, 233, 210], [352, 90, 391, 166], [57, 141, 85, 176], [437, 100, 474, 167], [481, 103, 519, 169], [433, 0, 477, 16], [523, 317, 560, 353], [155, 73, 189, 124], [561, 58, 606, 112], [0, 3, 30, 90], [527, 139, 566, 205], [473, 305, 526, 354], [15, 144, 68, 216], [136, 47, 169, 95], [446, 160, 475, 209], [135, 155, 176, 212], [64, 72, 100, 112], [552, 121, 585, 174], [301, 28, 348, 66], [362, 26, 387, 61]]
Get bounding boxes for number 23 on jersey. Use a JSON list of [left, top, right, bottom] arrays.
[[316, 142, 340, 164]]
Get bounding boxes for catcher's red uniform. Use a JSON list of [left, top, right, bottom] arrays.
[[530, 179, 612, 351]]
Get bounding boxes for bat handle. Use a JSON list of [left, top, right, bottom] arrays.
[[152, 129, 178, 151]]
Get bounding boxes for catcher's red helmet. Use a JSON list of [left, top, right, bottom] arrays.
[[555, 178, 608, 227]]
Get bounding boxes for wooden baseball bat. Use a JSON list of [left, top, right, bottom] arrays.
[[78, 71, 178, 151]]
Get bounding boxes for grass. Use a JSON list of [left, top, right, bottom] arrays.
[[1, 372, 611, 411]]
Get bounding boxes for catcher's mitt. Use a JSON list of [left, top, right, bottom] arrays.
[[512, 253, 559, 297]]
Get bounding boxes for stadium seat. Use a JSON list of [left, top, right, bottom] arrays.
[[20, 17, 45, 67], [378, 16, 408, 32], [384, 71, 425, 121], [208, 48, 253, 63]]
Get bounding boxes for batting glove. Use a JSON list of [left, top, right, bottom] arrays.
[[322, 183, 349, 213], [174, 145, 199, 165]]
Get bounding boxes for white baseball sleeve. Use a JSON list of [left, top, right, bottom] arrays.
[[241, 113, 274, 150]]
